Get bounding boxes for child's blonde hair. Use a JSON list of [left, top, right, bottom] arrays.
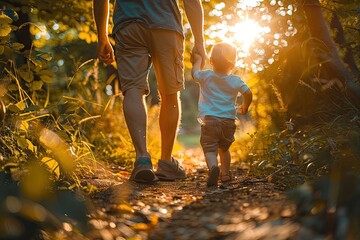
[[210, 42, 237, 70]]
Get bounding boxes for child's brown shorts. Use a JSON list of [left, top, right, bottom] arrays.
[[200, 116, 237, 153]]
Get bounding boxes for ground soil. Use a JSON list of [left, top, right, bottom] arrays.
[[74, 148, 300, 240]]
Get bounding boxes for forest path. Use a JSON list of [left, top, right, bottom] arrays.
[[84, 147, 299, 240]]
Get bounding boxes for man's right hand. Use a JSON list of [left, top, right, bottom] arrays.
[[97, 38, 115, 65]]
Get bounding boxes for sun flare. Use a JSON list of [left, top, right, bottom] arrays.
[[232, 19, 263, 52]]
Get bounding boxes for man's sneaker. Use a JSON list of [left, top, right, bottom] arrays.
[[207, 166, 220, 187], [129, 157, 158, 183], [155, 158, 186, 181]]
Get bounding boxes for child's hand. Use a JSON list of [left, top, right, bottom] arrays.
[[191, 53, 202, 64], [191, 53, 204, 78], [239, 105, 248, 115]]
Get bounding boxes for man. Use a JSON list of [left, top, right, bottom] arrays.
[[93, 0, 206, 183]]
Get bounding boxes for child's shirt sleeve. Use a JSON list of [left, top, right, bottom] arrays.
[[193, 70, 204, 83], [237, 77, 250, 94]]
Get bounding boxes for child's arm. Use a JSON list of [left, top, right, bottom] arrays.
[[191, 53, 203, 79], [239, 89, 253, 115]]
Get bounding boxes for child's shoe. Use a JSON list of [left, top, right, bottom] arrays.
[[207, 166, 220, 187], [221, 174, 232, 182]]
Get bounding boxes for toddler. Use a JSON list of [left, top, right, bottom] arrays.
[[191, 42, 253, 186]]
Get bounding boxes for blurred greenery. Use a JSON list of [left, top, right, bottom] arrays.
[[177, 132, 201, 148]]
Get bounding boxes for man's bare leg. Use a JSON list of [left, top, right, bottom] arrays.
[[123, 88, 150, 159], [159, 92, 180, 161]]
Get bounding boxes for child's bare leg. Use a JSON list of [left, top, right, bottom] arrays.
[[219, 148, 231, 181], [204, 151, 219, 186], [204, 151, 218, 169]]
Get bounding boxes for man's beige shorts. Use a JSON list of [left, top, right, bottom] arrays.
[[114, 23, 185, 95]]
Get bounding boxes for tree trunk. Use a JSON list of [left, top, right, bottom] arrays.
[[330, 12, 360, 79], [301, 0, 360, 109]]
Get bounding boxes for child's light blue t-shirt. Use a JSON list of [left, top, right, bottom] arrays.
[[193, 70, 250, 120]]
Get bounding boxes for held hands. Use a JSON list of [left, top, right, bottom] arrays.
[[97, 38, 115, 65], [191, 51, 204, 78], [191, 52, 202, 64], [192, 43, 207, 69]]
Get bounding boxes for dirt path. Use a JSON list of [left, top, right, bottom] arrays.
[[83, 149, 299, 240]]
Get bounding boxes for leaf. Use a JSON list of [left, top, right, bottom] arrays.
[[0, 13, 12, 24], [11, 42, 25, 51], [90, 32, 97, 42], [132, 223, 149, 231], [7, 104, 20, 112], [35, 51, 53, 61], [17, 136, 29, 149], [82, 25, 90, 33], [3, 9, 19, 21], [0, 13, 12, 37], [83, 184, 98, 194], [0, 23, 12, 37], [3, 162, 19, 172], [19, 70, 34, 82], [8, 102, 26, 112], [31, 81, 43, 90], [149, 214, 159, 226], [41, 156, 60, 179], [40, 75, 53, 83], [7, 84, 18, 91], [0, 45, 4, 55], [113, 203, 134, 213], [78, 32, 88, 40], [27, 139, 36, 153], [18, 120, 29, 132], [15, 101, 26, 111]]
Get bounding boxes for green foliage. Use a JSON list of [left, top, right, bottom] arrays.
[[3, 0, 100, 44], [0, 6, 161, 185], [0, 172, 89, 239], [0, 7, 151, 237]]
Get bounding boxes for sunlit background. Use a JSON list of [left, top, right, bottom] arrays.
[[23, 0, 302, 140], [30, 0, 299, 75], [185, 0, 297, 73]]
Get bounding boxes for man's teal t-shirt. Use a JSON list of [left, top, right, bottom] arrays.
[[113, 0, 183, 36]]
